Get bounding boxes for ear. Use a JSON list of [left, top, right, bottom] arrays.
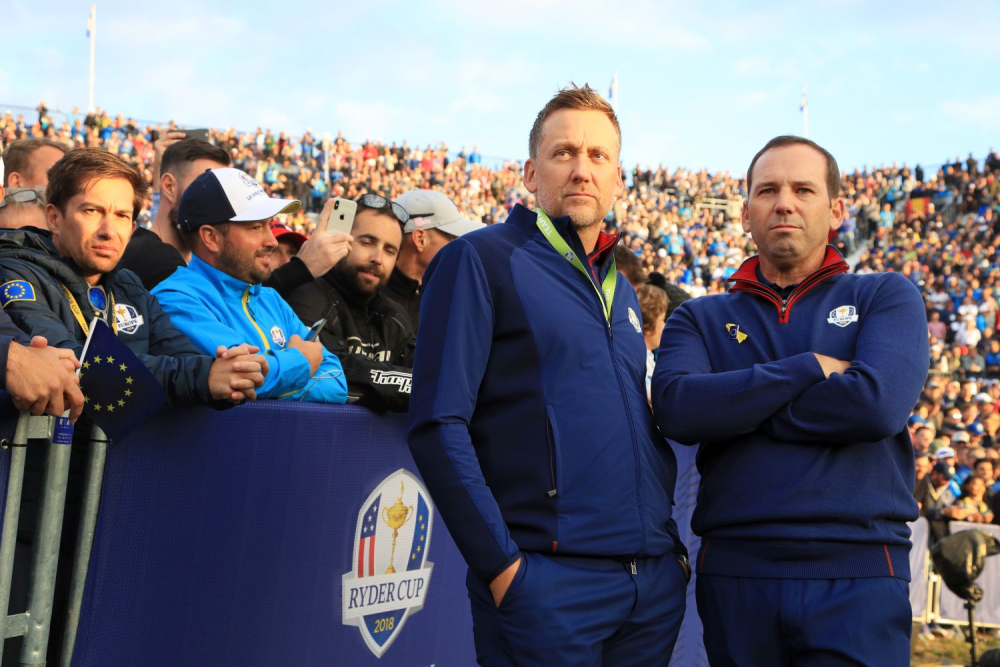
[[160, 172, 178, 205], [7, 172, 23, 189], [0, 184, 5, 203], [523, 158, 538, 194], [741, 199, 751, 234], [829, 197, 845, 232], [199, 225, 224, 254], [45, 203, 61, 234], [411, 228, 427, 252]]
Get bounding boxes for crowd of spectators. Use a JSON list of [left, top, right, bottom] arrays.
[[4, 102, 1000, 520]]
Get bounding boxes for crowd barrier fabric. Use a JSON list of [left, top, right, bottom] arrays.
[[68, 401, 476, 666], [0, 396, 991, 663], [937, 521, 1000, 627]]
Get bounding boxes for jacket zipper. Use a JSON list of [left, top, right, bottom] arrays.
[[546, 416, 558, 498]]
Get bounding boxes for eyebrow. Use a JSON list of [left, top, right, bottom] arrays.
[[753, 179, 821, 191], [549, 140, 613, 155]]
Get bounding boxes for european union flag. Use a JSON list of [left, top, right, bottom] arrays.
[[79, 318, 165, 443]]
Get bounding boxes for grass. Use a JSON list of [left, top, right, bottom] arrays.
[[912, 623, 1000, 666]]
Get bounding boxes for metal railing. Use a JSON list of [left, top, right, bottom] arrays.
[[0, 413, 107, 667]]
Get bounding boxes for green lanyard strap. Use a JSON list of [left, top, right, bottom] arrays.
[[535, 209, 616, 323]]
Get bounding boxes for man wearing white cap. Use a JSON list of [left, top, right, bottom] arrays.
[[386, 189, 485, 331], [152, 168, 349, 403]]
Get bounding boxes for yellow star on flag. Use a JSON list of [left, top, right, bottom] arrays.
[[119, 363, 127, 371], [82, 361, 90, 369], [125, 377, 133, 385], [93, 355, 102, 364], [106, 355, 115, 364]]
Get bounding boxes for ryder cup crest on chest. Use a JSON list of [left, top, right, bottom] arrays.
[[827, 305, 859, 328], [342, 469, 434, 657], [113, 303, 145, 334]]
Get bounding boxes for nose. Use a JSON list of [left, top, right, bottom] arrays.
[[262, 224, 278, 248], [774, 186, 794, 215], [570, 154, 592, 183]]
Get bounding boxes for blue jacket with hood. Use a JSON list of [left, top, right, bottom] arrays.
[[408, 204, 682, 584]]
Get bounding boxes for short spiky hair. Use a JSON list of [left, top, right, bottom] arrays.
[[528, 83, 621, 159], [46, 148, 148, 221], [746, 135, 841, 199]]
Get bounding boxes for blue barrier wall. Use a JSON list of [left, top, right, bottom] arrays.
[[68, 401, 475, 666]]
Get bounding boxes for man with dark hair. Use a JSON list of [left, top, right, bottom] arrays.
[[152, 168, 348, 404], [652, 135, 928, 665], [1, 138, 68, 188], [614, 243, 646, 289], [286, 194, 415, 412], [0, 148, 268, 406], [120, 136, 359, 301], [119, 137, 230, 288], [409, 84, 687, 664], [385, 189, 485, 332]]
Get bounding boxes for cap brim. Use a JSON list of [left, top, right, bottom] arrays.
[[230, 198, 300, 222], [436, 219, 487, 237]]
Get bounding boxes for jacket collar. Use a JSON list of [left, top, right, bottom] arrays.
[[189, 254, 261, 297], [507, 203, 621, 273], [728, 245, 848, 285], [727, 245, 849, 323], [388, 267, 419, 296]]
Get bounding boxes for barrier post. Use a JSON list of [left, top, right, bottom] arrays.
[[58, 426, 107, 667], [19, 417, 69, 667], [0, 413, 32, 663]]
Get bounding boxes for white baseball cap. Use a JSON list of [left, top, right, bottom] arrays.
[[396, 189, 486, 237], [177, 167, 300, 233]]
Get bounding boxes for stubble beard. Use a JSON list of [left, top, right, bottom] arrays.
[[217, 244, 272, 285]]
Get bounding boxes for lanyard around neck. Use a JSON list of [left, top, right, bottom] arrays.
[[535, 209, 616, 322], [60, 283, 116, 336]]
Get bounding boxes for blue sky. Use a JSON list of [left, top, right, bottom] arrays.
[[2, 0, 998, 175]]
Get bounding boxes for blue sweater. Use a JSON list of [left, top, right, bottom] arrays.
[[409, 204, 681, 583], [652, 247, 929, 580]]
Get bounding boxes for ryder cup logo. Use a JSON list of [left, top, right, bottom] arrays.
[[342, 469, 434, 657], [826, 305, 859, 328]]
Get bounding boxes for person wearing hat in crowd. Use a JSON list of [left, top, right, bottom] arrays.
[[385, 189, 485, 333], [151, 167, 347, 404], [270, 221, 307, 270], [284, 194, 415, 412], [119, 137, 352, 298], [0, 148, 268, 407]]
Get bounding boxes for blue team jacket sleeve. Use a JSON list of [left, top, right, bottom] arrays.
[[761, 273, 930, 443], [651, 301, 826, 444], [0, 295, 30, 389], [408, 240, 520, 583], [279, 301, 347, 403], [152, 285, 315, 400]]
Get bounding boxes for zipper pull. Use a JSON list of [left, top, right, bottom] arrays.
[[629, 560, 637, 575]]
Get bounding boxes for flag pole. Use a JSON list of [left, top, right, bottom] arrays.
[[88, 5, 97, 113]]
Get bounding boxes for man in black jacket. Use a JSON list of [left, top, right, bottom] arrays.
[[119, 137, 350, 298], [386, 189, 485, 333], [285, 194, 414, 412]]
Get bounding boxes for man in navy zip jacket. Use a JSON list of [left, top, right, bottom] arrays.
[[409, 85, 688, 666], [652, 136, 929, 666]]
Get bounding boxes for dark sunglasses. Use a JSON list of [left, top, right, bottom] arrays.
[[356, 194, 409, 226], [0, 188, 45, 209]]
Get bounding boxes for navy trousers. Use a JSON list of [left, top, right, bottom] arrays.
[[467, 551, 687, 666], [696, 574, 912, 666]]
